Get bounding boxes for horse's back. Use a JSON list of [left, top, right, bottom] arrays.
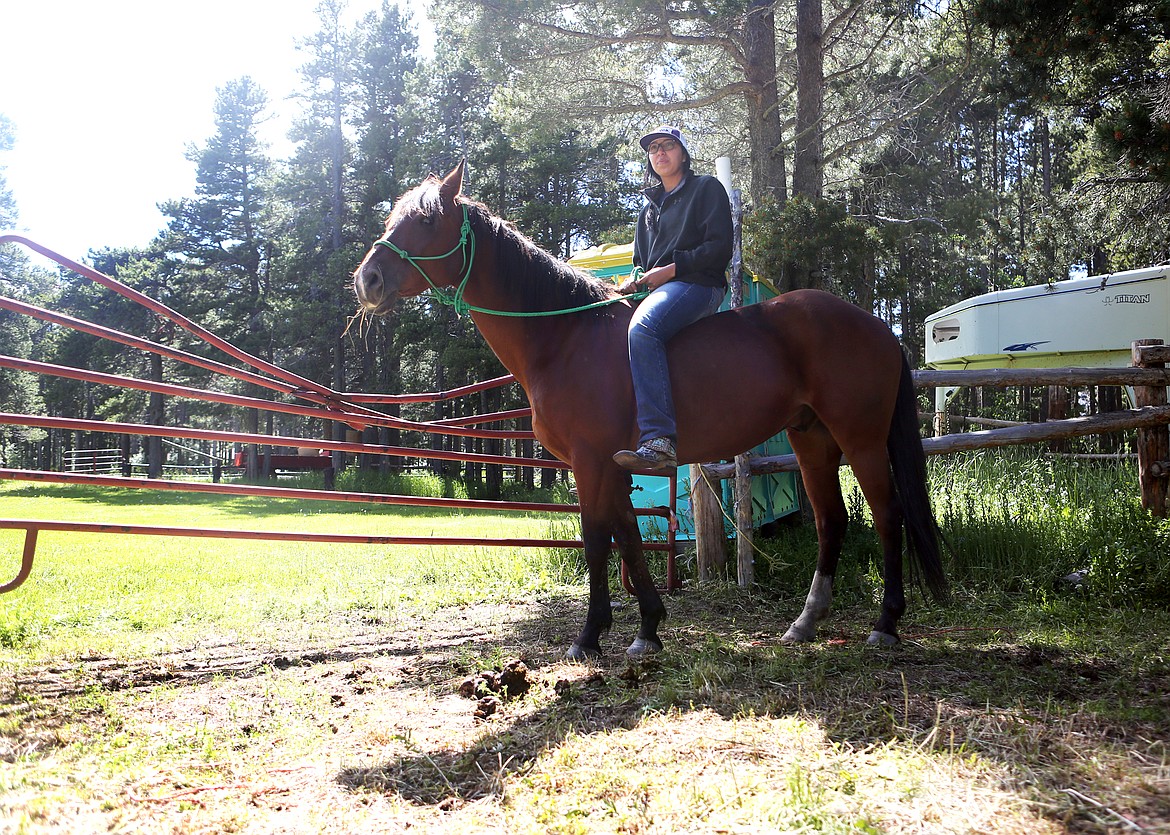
[[755, 288, 902, 377]]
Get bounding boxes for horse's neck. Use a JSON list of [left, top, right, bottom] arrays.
[[469, 313, 540, 385], [460, 227, 621, 392], [462, 255, 554, 389]]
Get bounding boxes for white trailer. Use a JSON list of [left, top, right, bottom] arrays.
[[924, 264, 1170, 410]]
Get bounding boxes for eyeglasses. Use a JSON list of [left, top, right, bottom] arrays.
[[646, 139, 679, 155]]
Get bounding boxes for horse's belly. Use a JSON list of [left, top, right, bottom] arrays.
[[673, 381, 800, 464]]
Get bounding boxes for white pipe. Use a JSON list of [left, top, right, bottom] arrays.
[[715, 156, 732, 196]]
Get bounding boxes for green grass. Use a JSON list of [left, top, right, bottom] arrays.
[[0, 481, 584, 662], [930, 451, 1170, 604], [5, 450, 1167, 664]]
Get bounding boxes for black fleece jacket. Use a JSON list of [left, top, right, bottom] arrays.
[[633, 174, 733, 289]]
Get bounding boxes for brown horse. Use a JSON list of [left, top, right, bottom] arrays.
[[353, 161, 947, 660]]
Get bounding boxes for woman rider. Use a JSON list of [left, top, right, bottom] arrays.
[[613, 125, 734, 472]]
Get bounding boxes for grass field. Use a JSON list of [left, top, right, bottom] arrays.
[[0, 481, 582, 661], [1, 457, 1168, 833]]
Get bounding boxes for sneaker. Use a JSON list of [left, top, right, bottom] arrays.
[[613, 437, 677, 472]]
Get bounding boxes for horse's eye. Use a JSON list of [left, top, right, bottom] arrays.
[[419, 213, 436, 226]]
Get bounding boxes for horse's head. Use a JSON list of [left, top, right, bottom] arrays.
[[353, 160, 469, 316]]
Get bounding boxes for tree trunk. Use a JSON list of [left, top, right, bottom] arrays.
[[379, 318, 404, 472], [1090, 247, 1110, 276], [1040, 114, 1052, 198], [432, 363, 445, 476], [522, 438, 535, 490], [147, 352, 164, 479], [540, 446, 557, 489], [331, 334, 346, 475], [742, 0, 787, 205], [776, 0, 827, 292], [483, 389, 502, 498], [793, 0, 824, 201]]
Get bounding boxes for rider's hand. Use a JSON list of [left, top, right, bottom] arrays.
[[642, 264, 675, 289], [617, 276, 641, 295], [618, 267, 647, 295]]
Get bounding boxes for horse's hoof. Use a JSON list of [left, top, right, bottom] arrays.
[[566, 643, 601, 662], [780, 626, 814, 644], [626, 637, 663, 659], [866, 630, 899, 647]]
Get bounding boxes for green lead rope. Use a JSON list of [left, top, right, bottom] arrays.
[[453, 288, 648, 318], [376, 206, 648, 318]]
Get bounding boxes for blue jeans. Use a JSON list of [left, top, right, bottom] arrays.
[[628, 281, 726, 444]]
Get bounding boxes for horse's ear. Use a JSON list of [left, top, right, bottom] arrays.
[[439, 159, 466, 203]]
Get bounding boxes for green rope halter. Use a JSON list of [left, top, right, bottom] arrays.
[[374, 205, 647, 318]]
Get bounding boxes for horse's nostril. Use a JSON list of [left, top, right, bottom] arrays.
[[356, 264, 384, 307]]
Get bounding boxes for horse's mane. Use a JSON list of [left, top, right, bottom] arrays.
[[391, 177, 621, 314], [464, 200, 620, 313]]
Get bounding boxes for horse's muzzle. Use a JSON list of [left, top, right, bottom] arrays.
[[353, 260, 396, 316]]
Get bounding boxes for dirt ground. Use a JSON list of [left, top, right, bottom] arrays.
[[2, 593, 1168, 833], [2, 599, 574, 832]]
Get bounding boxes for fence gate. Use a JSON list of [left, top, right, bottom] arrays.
[[63, 448, 122, 474]]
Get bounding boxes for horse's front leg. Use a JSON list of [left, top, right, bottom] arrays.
[[566, 462, 666, 660], [611, 478, 666, 658], [566, 510, 617, 661]]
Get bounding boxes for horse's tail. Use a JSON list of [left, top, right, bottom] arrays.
[[887, 353, 949, 601]]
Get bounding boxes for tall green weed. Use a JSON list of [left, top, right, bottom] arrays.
[[753, 450, 1169, 608], [932, 451, 1169, 605]]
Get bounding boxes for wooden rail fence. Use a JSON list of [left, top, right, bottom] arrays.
[[692, 341, 1170, 584]]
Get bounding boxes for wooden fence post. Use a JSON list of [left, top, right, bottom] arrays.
[[1046, 384, 1069, 452], [1132, 339, 1169, 516], [734, 455, 753, 587], [691, 463, 725, 581]]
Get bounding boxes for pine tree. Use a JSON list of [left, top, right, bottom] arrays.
[[269, 0, 367, 459], [159, 76, 273, 347], [973, 0, 1170, 266], [159, 76, 275, 473], [345, 3, 422, 471]]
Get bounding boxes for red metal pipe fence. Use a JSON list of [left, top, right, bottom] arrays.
[[0, 236, 681, 596], [0, 413, 567, 471]]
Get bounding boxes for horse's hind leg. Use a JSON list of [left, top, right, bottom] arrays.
[[782, 427, 847, 644], [847, 449, 906, 646]]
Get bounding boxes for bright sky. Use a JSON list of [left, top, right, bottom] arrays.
[[0, 0, 432, 264]]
